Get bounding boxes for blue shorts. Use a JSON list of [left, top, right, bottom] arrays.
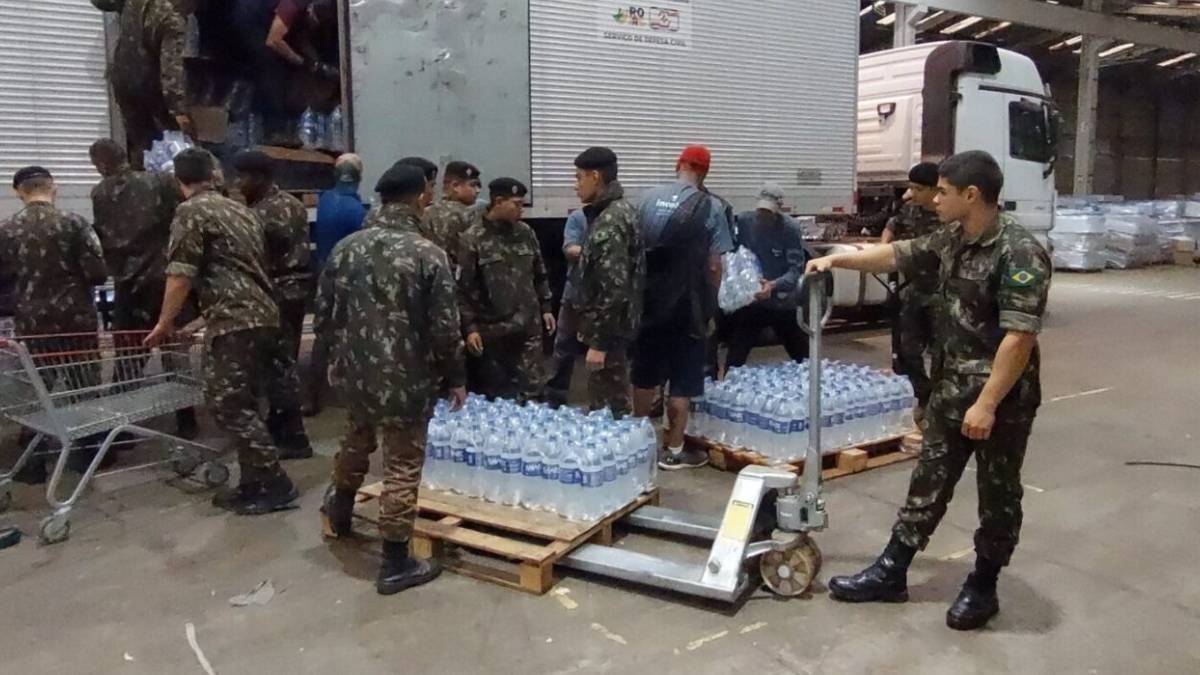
[[631, 326, 706, 399]]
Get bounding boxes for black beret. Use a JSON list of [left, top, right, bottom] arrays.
[[488, 177, 527, 200], [394, 156, 438, 181], [13, 166, 52, 189], [375, 163, 428, 199], [574, 147, 618, 171], [908, 162, 940, 188], [232, 150, 274, 177], [445, 161, 481, 182]]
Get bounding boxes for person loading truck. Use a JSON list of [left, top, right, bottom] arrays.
[[107, 0, 198, 168], [232, 0, 339, 145]]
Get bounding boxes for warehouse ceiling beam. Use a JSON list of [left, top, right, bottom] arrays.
[[1120, 4, 1200, 19], [898, 0, 1200, 52]]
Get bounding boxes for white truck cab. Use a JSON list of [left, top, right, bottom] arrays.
[[858, 41, 1059, 242]]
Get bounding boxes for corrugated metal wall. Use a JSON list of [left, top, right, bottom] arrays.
[[0, 0, 110, 218], [529, 0, 859, 215]]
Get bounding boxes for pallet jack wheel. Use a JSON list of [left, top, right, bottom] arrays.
[[39, 513, 71, 545], [760, 535, 822, 597], [171, 450, 201, 477], [202, 462, 230, 488]]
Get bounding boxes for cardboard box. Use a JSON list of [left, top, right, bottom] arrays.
[[1171, 236, 1197, 253], [190, 106, 228, 144], [1172, 250, 1197, 266]]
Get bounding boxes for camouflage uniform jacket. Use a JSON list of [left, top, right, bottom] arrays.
[[894, 212, 1051, 422], [166, 189, 280, 338], [888, 202, 945, 298], [568, 182, 645, 352], [457, 217, 552, 340], [313, 202, 466, 422], [0, 203, 107, 334], [90, 167, 178, 293], [421, 198, 475, 266], [251, 185, 313, 304], [110, 0, 187, 118]]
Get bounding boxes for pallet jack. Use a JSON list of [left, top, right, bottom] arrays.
[[558, 272, 835, 602]]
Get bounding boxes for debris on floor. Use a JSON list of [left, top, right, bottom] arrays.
[[229, 579, 275, 607]]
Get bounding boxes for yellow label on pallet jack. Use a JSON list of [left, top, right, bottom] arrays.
[[717, 500, 755, 542]]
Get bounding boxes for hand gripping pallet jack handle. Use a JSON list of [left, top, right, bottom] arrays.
[[555, 271, 835, 602]]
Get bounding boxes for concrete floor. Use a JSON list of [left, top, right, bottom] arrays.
[[2, 266, 1199, 674]]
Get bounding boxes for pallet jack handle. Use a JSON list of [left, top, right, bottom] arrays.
[[794, 270, 833, 531]]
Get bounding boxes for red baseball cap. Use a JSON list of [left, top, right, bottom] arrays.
[[677, 145, 711, 176]]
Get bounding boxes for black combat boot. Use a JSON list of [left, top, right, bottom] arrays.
[[231, 471, 300, 516], [270, 410, 314, 460], [946, 557, 1002, 631], [321, 484, 357, 537], [212, 480, 262, 513], [377, 539, 442, 595], [828, 535, 916, 603]]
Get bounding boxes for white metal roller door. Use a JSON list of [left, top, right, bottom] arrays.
[[528, 0, 859, 216], [0, 0, 111, 219]]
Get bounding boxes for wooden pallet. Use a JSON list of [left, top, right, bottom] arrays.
[[323, 484, 659, 595], [689, 431, 921, 480]]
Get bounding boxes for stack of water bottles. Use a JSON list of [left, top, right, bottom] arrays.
[[300, 106, 347, 153], [143, 131, 194, 173], [422, 396, 658, 522], [718, 246, 764, 312], [687, 360, 915, 463]]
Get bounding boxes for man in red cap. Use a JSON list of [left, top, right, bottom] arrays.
[[633, 145, 735, 470]]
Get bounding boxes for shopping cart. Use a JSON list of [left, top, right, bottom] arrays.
[[0, 331, 228, 544]]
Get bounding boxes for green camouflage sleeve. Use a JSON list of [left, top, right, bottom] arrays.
[[529, 227, 553, 316], [455, 232, 482, 335], [311, 255, 340, 369], [997, 240, 1052, 334], [154, 8, 188, 118], [165, 207, 203, 279], [430, 255, 467, 388], [579, 222, 632, 352], [74, 215, 108, 286], [893, 232, 941, 280]]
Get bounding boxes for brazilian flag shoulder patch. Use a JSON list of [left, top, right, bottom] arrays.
[[1004, 266, 1042, 288]]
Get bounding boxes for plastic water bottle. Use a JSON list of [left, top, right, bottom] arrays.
[[449, 419, 471, 493], [501, 431, 523, 506], [520, 434, 546, 510], [559, 444, 583, 520], [480, 429, 505, 503], [578, 441, 605, 521], [329, 105, 345, 152], [540, 433, 563, 512], [300, 108, 319, 149]]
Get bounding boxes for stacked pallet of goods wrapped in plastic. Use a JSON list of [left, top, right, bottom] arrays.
[[1050, 197, 1107, 272]]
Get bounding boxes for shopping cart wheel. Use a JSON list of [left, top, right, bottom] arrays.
[[39, 513, 71, 545], [171, 450, 201, 478], [0, 486, 11, 513], [760, 535, 822, 597], [202, 462, 230, 488]]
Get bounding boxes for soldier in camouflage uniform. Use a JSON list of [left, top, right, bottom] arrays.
[[315, 164, 467, 596], [89, 139, 199, 438], [420, 160, 481, 267], [108, 0, 197, 168], [881, 162, 946, 422], [809, 151, 1051, 631], [145, 149, 299, 516], [0, 167, 108, 483], [233, 151, 313, 458], [568, 147, 645, 417], [457, 177, 555, 402]]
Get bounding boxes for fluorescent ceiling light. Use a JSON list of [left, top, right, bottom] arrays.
[[1099, 42, 1135, 58], [860, 5, 873, 16], [974, 21, 1012, 39], [1049, 35, 1084, 51], [877, 12, 896, 25], [916, 10, 945, 26], [1158, 52, 1197, 67], [940, 16, 983, 34]]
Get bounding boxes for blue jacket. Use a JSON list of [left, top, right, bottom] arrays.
[[734, 210, 810, 309], [314, 183, 368, 267]]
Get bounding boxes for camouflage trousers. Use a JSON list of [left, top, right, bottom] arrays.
[[331, 413, 427, 542], [892, 411, 1033, 566], [205, 327, 297, 481], [588, 346, 631, 418], [276, 297, 307, 364], [467, 331, 545, 403], [891, 287, 935, 408]]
